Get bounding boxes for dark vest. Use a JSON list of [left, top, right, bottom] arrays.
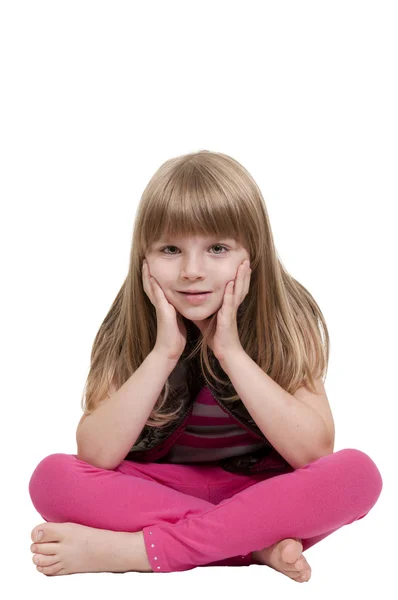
[[124, 321, 294, 477]]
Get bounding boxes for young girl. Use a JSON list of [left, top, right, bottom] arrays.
[[28, 150, 383, 578]]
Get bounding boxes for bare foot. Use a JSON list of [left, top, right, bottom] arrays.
[[30, 522, 153, 576], [252, 538, 311, 582]]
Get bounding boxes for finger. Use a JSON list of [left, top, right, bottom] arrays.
[[247, 267, 252, 284], [149, 275, 158, 290], [233, 262, 246, 299], [142, 262, 150, 280], [224, 280, 235, 305], [142, 264, 157, 304], [142, 263, 152, 290], [149, 274, 167, 302], [143, 263, 155, 287], [245, 265, 252, 293], [234, 262, 249, 304]]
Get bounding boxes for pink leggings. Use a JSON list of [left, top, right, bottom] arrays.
[[28, 448, 383, 573]]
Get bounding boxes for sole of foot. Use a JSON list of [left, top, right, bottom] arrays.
[[30, 522, 153, 576], [253, 537, 311, 582]]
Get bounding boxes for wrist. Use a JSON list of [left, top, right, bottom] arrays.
[[218, 347, 245, 369], [150, 348, 180, 369]]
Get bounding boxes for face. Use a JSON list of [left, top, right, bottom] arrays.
[[145, 234, 250, 320]]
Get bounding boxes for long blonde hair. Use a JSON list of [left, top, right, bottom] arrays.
[[80, 150, 330, 428]]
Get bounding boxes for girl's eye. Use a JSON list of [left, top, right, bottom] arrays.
[[160, 245, 229, 255]]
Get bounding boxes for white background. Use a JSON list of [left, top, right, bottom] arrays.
[[1, 0, 396, 597]]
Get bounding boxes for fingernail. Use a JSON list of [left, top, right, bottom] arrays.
[[36, 530, 43, 541]]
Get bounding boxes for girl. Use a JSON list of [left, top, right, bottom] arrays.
[[29, 150, 383, 578]]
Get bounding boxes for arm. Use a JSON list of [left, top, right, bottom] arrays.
[[76, 350, 178, 470], [219, 349, 332, 469]]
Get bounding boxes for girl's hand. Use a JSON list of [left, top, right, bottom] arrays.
[[192, 259, 252, 363], [142, 259, 187, 362]]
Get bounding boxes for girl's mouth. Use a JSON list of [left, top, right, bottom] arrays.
[[178, 292, 212, 303]]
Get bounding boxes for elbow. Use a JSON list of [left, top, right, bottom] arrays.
[[76, 443, 114, 470], [77, 446, 123, 470], [315, 424, 335, 461], [307, 441, 335, 467], [76, 450, 103, 469], [322, 430, 335, 457], [76, 453, 116, 470], [296, 441, 335, 470]]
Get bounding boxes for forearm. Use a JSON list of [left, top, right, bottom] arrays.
[[219, 349, 331, 469], [76, 350, 178, 470]]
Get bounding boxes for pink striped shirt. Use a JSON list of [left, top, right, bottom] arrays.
[[164, 385, 267, 464]]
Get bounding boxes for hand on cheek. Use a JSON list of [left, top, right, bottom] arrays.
[[193, 259, 252, 361]]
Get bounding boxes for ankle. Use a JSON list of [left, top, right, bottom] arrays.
[[251, 550, 262, 564]]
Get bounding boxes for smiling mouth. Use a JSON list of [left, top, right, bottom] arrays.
[[178, 292, 212, 301]]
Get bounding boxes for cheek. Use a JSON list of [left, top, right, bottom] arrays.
[[152, 263, 174, 283], [148, 264, 169, 284]]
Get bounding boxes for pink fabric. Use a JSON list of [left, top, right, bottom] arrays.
[[163, 385, 267, 464], [28, 448, 383, 573]]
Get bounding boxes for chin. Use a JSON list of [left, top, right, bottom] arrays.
[[190, 311, 217, 321]]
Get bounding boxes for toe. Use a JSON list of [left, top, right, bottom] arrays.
[[33, 553, 59, 568], [31, 524, 47, 543], [292, 567, 310, 582], [298, 567, 311, 582], [39, 562, 63, 576], [279, 539, 302, 564], [284, 556, 310, 577], [294, 558, 305, 570]]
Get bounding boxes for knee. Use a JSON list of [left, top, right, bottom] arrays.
[[337, 448, 383, 499], [29, 453, 76, 504], [338, 448, 381, 472], [30, 452, 75, 477]]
